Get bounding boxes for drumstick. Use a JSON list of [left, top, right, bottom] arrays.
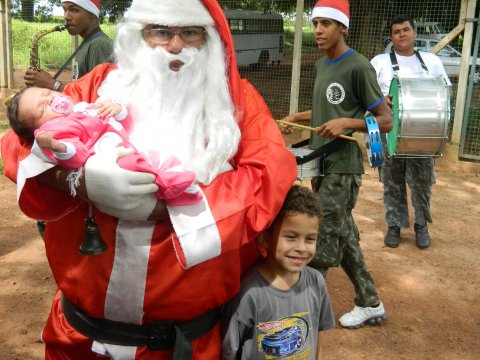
[[276, 120, 356, 141]]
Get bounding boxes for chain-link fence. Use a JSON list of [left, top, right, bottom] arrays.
[[3, 0, 479, 158], [460, 22, 480, 159]]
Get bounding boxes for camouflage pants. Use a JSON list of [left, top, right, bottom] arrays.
[[380, 156, 435, 228], [309, 174, 379, 308]]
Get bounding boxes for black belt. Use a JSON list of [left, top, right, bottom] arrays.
[[61, 294, 220, 359]]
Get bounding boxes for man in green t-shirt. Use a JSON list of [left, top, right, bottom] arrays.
[[24, 0, 113, 92], [280, 0, 392, 329]]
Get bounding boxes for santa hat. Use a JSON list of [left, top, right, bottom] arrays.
[[126, 0, 214, 27], [311, 0, 350, 29], [61, 0, 100, 18], [124, 0, 244, 117]]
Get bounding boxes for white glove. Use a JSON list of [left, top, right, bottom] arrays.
[[95, 193, 158, 221], [85, 147, 159, 220]]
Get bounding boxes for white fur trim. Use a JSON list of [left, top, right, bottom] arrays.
[[311, 7, 349, 28], [61, 0, 99, 18], [16, 153, 55, 201], [126, 0, 214, 27], [168, 189, 221, 269]]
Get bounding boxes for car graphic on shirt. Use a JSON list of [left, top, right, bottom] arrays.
[[260, 325, 303, 357]]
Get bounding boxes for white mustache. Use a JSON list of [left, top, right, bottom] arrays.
[[154, 46, 200, 69]]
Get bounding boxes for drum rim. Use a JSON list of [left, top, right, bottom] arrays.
[[387, 76, 400, 156], [386, 76, 450, 157]]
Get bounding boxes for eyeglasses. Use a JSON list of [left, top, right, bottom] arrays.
[[142, 26, 206, 44]]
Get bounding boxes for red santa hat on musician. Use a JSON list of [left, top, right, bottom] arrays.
[[311, 0, 350, 29], [61, 0, 100, 18]]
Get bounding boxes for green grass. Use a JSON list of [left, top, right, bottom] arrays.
[[12, 17, 318, 68], [12, 17, 116, 70], [283, 26, 316, 56]]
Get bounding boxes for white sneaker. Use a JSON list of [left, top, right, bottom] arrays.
[[339, 301, 387, 329]]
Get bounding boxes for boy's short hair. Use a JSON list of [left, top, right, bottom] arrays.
[[6, 88, 35, 141], [268, 185, 323, 233], [389, 15, 415, 34]]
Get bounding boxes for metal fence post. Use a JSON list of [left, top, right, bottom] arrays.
[[459, 17, 480, 159], [451, 0, 477, 145], [289, 0, 304, 116], [0, 0, 14, 91]]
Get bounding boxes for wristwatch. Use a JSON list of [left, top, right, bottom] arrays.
[[52, 80, 62, 91]]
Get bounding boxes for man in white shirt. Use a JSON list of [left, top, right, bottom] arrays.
[[371, 15, 451, 250]]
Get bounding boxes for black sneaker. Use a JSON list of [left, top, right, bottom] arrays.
[[414, 223, 430, 249], [384, 225, 400, 248]]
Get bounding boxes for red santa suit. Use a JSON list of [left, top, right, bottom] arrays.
[[0, 1, 297, 359]]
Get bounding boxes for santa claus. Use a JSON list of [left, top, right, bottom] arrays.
[[1, 0, 297, 359]]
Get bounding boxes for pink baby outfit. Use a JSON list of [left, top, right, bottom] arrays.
[[33, 98, 201, 206]]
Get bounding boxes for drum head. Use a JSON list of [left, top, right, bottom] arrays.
[[387, 77, 400, 156]]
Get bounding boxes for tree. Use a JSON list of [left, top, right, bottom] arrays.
[[20, 0, 34, 21], [218, 0, 317, 13], [12, 0, 55, 21], [99, 0, 131, 23]]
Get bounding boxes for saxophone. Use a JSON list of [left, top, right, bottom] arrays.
[[29, 24, 67, 71], [3, 24, 66, 106]]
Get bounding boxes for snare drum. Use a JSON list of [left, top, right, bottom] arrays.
[[288, 147, 320, 180], [387, 76, 450, 157]]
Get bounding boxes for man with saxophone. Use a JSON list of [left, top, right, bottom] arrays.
[[24, 0, 112, 92]]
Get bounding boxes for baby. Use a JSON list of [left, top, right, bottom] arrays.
[[7, 87, 202, 206]]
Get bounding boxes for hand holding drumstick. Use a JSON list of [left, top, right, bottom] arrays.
[[278, 111, 312, 135], [277, 116, 356, 141]]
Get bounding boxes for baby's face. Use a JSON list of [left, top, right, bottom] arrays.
[[19, 88, 64, 129]]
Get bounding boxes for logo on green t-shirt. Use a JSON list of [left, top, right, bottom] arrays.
[[326, 82, 345, 104]]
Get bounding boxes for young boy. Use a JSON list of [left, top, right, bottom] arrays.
[[6, 87, 201, 205], [221, 185, 335, 359], [280, 0, 392, 329]]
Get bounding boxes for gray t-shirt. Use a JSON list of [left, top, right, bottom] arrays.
[[221, 266, 335, 359]]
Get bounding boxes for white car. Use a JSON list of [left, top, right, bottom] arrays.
[[385, 37, 480, 83], [414, 22, 448, 40]]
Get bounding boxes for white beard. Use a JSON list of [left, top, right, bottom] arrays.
[[97, 25, 240, 185]]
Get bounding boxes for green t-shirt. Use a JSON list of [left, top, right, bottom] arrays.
[[310, 49, 384, 174], [72, 32, 113, 80]]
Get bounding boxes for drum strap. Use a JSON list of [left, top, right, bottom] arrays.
[[389, 50, 429, 73], [292, 137, 351, 176]]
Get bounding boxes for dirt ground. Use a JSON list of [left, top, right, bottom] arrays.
[[0, 98, 479, 359]]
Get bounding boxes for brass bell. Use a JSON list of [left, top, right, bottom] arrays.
[[79, 205, 108, 255]]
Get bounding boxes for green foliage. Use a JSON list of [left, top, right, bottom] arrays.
[[283, 23, 316, 56], [219, 0, 317, 13], [99, 0, 131, 23], [13, 17, 73, 69]]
